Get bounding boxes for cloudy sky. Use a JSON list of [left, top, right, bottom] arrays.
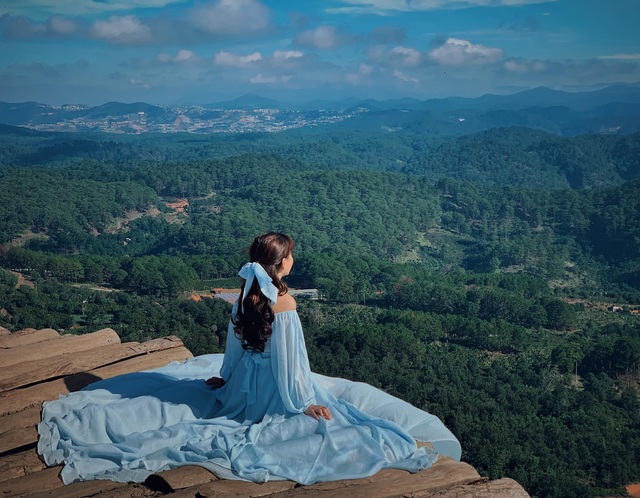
[[1, 0, 639, 105]]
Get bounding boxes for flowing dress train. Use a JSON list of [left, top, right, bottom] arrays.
[[38, 309, 460, 484]]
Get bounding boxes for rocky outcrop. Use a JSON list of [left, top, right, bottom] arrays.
[[0, 327, 529, 498]]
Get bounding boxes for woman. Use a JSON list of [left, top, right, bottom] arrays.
[[38, 232, 458, 485], [204, 232, 332, 423], [196, 232, 437, 483]]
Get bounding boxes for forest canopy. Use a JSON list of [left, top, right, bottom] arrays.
[[1, 124, 639, 498]]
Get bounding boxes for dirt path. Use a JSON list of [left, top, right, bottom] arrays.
[[8, 271, 35, 289]]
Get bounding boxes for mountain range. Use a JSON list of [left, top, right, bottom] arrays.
[[1, 84, 640, 136]]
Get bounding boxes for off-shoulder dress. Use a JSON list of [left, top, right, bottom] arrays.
[[38, 307, 460, 484]]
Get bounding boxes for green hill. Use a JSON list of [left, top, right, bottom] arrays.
[[1, 123, 639, 498]]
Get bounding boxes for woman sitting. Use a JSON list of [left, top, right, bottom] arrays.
[[38, 232, 458, 485]]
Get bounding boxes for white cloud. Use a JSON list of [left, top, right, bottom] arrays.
[[597, 53, 640, 61], [188, 0, 271, 36], [393, 69, 419, 84], [157, 49, 197, 63], [250, 73, 290, 84], [129, 78, 151, 89], [250, 73, 276, 84], [359, 63, 374, 76], [366, 45, 386, 63], [427, 38, 504, 66], [48, 16, 77, 34], [174, 49, 195, 62], [0, 14, 82, 39], [3, 0, 272, 44], [327, 0, 557, 15], [345, 63, 374, 85], [91, 15, 152, 44], [214, 51, 263, 67], [296, 26, 337, 50], [325, 6, 394, 15], [495, 57, 640, 89], [504, 58, 546, 73], [3, 1, 272, 44], [273, 50, 304, 61], [3, 0, 190, 17], [391, 46, 421, 66], [294, 25, 356, 50], [345, 74, 358, 85]]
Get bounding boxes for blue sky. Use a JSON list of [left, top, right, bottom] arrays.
[[1, 0, 639, 105]]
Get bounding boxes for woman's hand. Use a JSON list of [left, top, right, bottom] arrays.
[[205, 376, 225, 389], [304, 404, 332, 421]]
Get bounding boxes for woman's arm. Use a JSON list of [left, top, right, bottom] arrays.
[[206, 304, 243, 388], [270, 302, 330, 419]]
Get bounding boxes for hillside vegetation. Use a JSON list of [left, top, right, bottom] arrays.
[[0, 125, 639, 498]]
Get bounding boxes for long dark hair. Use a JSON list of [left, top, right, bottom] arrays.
[[232, 232, 294, 352]]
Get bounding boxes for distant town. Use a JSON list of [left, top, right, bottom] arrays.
[[0, 101, 367, 134], [37, 107, 365, 134]]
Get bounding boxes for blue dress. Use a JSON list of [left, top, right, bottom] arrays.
[[38, 308, 460, 485]]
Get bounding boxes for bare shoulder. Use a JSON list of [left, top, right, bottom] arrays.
[[272, 293, 297, 313]]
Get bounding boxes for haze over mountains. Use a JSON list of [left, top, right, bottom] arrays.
[[1, 84, 640, 136]]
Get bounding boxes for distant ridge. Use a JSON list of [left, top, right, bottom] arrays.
[[4, 83, 640, 113], [0, 102, 54, 126], [469, 85, 640, 111], [1, 83, 640, 136], [308, 84, 640, 112], [206, 94, 284, 109]]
